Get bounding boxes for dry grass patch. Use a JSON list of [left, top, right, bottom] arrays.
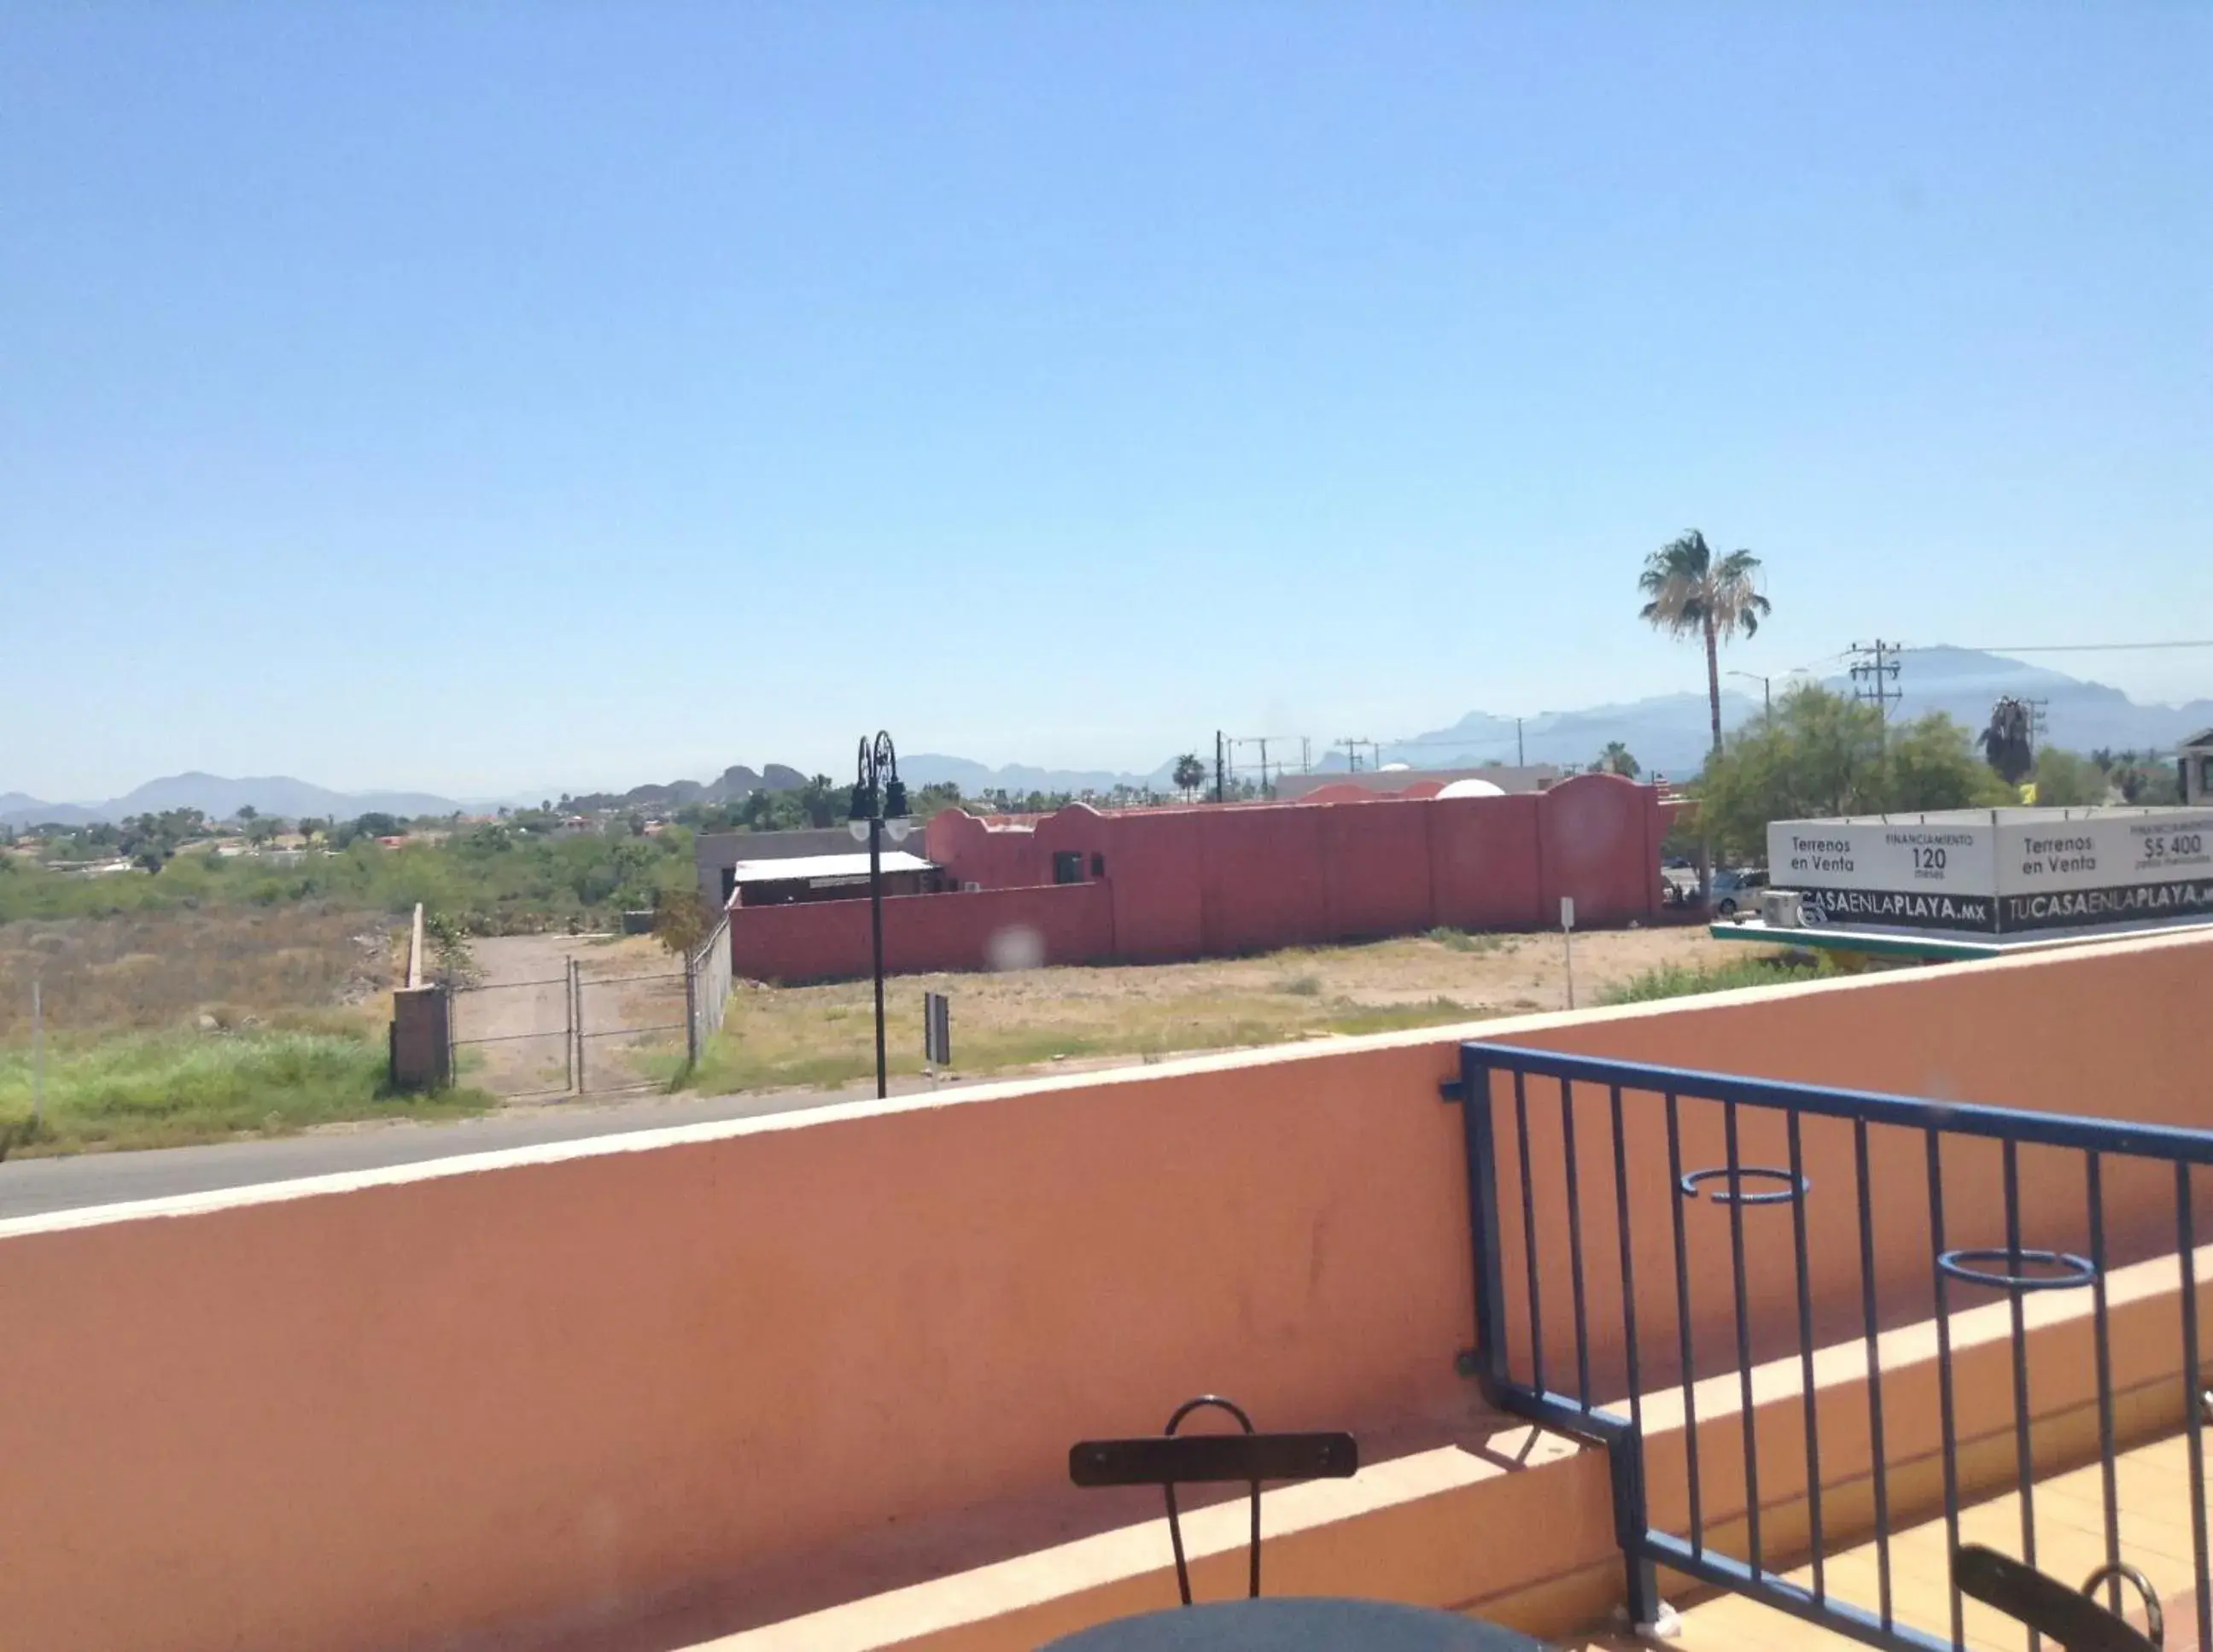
[[689, 925, 1747, 1096], [0, 905, 492, 1154], [0, 904, 394, 1039]]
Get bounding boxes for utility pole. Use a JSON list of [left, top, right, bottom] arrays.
[[1215, 730, 1226, 803], [1515, 717, 1525, 768], [1300, 736, 1311, 773], [1848, 640, 1905, 736], [1336, 738, 1369, 773], [1228, 735, 1308, 798], [1727, 670, 1774, 727]]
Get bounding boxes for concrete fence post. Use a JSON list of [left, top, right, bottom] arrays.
[[389, 985, 450, 1090]]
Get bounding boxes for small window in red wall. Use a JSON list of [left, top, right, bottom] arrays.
[[1091, 852, 1106, 879], [1053, 850, 1084, 884]]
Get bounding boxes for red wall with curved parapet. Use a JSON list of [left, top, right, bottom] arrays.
[[746, 784, 1662, 980], [1534, 771, 1659, 926], [924, 810, 1049, 890]]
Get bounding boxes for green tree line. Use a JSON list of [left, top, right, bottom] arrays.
[[1689, 686, 2181, 861], [0, 824, 700, 932]]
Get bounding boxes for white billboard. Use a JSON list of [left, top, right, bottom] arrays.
[[1995, 811, 2213, 931], [1766, 819, 2000, 931], [1767, 809, 2213, 935]]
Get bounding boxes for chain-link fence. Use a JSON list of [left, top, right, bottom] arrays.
[[687, 914, 732, 1065]]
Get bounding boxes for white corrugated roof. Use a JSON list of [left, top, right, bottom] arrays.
[[727, 850, 936, 884]]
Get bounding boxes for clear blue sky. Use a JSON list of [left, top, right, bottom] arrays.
[[4, 3, 2207, 800]]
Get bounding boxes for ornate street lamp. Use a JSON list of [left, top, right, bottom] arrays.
[[849, 731, 910, 1099]]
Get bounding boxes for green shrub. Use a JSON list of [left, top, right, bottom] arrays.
[[1427, 927, 1500, 954], [1597, 952, 1826, 1006]]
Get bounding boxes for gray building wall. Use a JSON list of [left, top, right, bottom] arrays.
[[697, 827, 890, 904]]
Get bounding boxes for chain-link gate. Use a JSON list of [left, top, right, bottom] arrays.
[[572, 960, 687, 1095], [443, 933, 729, 1100], [446, 972, 575, 1097]]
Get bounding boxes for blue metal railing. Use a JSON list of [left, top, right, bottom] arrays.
[[1447, 1042, 2213, 1652]]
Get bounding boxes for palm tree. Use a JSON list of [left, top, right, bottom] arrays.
[[1638, 530, 1772, 757], [1978, 698, 2035, 785], [1171, 753, 1206, 802], [1591, 741, 1640, 779]]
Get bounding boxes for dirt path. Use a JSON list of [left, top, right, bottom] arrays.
[[450, 934, 687, 1098]]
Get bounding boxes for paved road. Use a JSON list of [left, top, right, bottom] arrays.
[[0, 1082, 920, 1221]]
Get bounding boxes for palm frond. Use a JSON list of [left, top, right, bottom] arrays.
[[1638, 531, 1720, 637]]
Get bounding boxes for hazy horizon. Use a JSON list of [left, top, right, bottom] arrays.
[[9, 643, 2209, 809]]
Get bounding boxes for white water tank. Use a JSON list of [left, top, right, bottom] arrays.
[[1435, 777, 1507, 800]]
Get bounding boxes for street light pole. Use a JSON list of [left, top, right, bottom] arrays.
[[1727, 670, 1773, 727], [850, 731, 908, 1100], [869, 809, 885, 1095]]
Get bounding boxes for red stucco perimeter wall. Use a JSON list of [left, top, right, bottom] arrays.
[[780, 777, 1659, 979], [962, 774, 1657, 951], [731, 882, 1113, 982], [0, 933, 2200, 1652]]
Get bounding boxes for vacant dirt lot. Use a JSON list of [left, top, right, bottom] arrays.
[[695, 923, 1760, 1097]]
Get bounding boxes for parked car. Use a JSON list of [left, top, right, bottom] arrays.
[[1708, 867, 1769, 916]]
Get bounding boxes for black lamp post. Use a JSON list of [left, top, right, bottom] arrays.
[[850, 731, 909, 1100]]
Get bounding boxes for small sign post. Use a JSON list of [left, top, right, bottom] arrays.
[[31, 978, 44, 1129], [1560, 896, 1577, 1011], [923, 990, 951, 1074]]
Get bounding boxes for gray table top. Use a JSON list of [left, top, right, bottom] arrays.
[[1040, 1597, 1554, 1650]]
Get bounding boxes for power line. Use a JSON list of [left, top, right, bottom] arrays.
[[1848, 639, 1905, 729], [1225, 733, 1311, 795], [1920, 640, 2213, 655], [1789, 651, 1851, 676]]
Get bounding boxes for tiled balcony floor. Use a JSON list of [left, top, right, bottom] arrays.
[[1563, 1434, 2202, 1651]]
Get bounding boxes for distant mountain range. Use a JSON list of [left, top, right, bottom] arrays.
[[1358, 647, 2212, 779], [560, 764, 810, 814], [920, 647, 2212, 791], [896, 753, 1181, 794], [7, 650, 2206, 827], [0, 765, 817, 829], [0, 773, 470, 830]]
